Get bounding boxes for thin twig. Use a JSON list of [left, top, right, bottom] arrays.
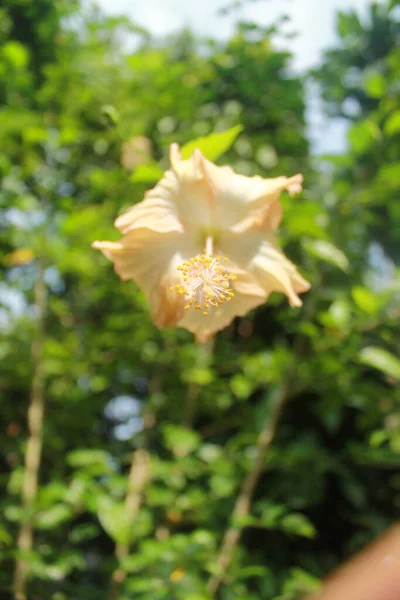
[[207, 379, 292, 596], [108, 383, 157, 600], [206, 288, 315, 597], [13, 262, 47, 600], [109, 446, 151, 599]]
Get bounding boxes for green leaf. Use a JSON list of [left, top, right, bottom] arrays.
[[69, 523, 99, 543], [390, 433, 400, 454], [0, 526, 12, 545], [130, 161, 163, 183], [180, 125, 243, 161], [348, 120, 380, 154], [369, 430, 389, 448], [162, 425, 201, 457], [378, 162, 400, 187], [237, 565, 270, 580], [35, 505, 73, 530], [67, 449, 113, 473], [285, 201, 328, 239], [230, 373, 252, 399], [210, 474, 235, 498], [352, 286, 380, 314], [337, 11, 362, 39], [281, 513, 316, 538], [304, 239, 349, 272], [232, 514, 258, 528], [100, 104, 120, 125], [182, 367, 214, 385], [328, 298, 351, 329], [97, 501, 133, 545], [359, 347, 400, 380], [2, 41, 29, 69], [7, 467, 24, 495], [283, 568, 321, 596], [384, 111, 400, 136], [364, 72, 386, 98], [259, 503, 287, 527]]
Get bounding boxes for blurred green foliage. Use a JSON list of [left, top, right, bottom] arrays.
[[0, 1, 399, 599]]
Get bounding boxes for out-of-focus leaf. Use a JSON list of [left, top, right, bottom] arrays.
[[359, 347, 400, 380], [97, 501, 133, 545], [259, 503, 287, 527], [390, 433, 400, 454], [364, 72, 386, 98], [35, 505, 73, 530], [2, 41, 29, 69], [237, 565, 271, 579], [369, 430, 389, 448], [100, 104, 119, 125], [182, 367, 214, 385], [304, 239, 349, 272], [67, 449, 114, 473], [337, 10, 362, 38], [327, 298, 351, 329], [162, 425, 201, 457], [352, 286, 380, 314], [180, 125, 243, 161], [230, 373, 252, 399], [348, 120, 380, 154], [130, 161, 163, 183], [210, 474, 235, 498], [378, 162, 400, 187], [281, 513, 316, 538], [0, 526, 12, 545], [384, 111, 400, 136], [282, 567, 321, 596]]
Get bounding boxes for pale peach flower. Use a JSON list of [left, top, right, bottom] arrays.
[[93, 143, 310, 342]]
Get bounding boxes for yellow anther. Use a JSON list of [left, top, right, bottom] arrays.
[[174, 250, 236, 316]]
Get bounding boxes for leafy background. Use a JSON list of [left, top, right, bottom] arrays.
[[0, 0, 399, 599]]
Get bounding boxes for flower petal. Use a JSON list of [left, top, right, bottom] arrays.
[[177, 269, 266, 342], [92, 230, 199, 327], [168, 144, 214, 229], [115, 143, 216, 236], [115, 175, 183, 235], [219, 232, 310, 307], [197, 153, 303, 232], [115, 145, 302, 238]]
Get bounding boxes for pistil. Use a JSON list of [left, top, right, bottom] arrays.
[[172, 237, 236, 316]]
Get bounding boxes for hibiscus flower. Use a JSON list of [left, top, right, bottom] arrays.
[[92, 143, 310, 342]]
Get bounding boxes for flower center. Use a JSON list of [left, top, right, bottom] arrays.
[[172, 246, 236, 316]]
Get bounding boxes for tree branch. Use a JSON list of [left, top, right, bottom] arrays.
[[109, 446, 151, 599], [13, 262, 47, 600], [207, 379, 292, 596]]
